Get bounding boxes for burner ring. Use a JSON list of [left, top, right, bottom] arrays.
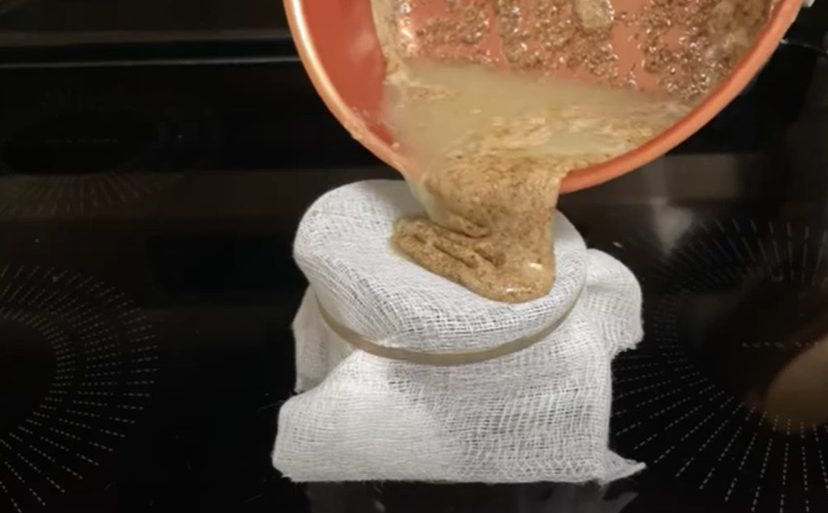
[[0, 97, 181, 218], [0, 266, 158, 511], [610, 217, 828, 513]]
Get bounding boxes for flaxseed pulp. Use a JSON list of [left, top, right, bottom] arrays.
[[375, 0, 771, 303]]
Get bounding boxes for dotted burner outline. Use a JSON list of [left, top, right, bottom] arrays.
[[610, 217, 828, 513], [0, 265, 159, 512]]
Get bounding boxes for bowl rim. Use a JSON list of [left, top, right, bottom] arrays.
[[285, 0, 802, 193]]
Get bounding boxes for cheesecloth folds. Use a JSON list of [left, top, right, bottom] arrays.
[[273, 180, 644, 483]]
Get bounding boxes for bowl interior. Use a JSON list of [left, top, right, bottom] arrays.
[[287, 0, 802, 192]]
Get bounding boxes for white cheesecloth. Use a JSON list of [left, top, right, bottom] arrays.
[[273, 180, 644, 483]]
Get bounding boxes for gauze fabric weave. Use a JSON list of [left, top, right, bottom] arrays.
[[273, 180, 643, 483]]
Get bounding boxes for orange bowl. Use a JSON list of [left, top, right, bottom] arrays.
[[285, 0, 802, 193]]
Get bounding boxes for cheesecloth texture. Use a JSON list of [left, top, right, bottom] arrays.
[[273, 180, 643, 483]]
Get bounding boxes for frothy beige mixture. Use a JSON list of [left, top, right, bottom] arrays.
[[388, 63, 687, 302], [374, 0, 771, 303]]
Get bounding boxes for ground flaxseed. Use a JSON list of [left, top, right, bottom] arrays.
[[372, 0, 771, 302], [383, 61, 687, 302]]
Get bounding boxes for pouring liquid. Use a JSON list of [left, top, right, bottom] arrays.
[[386, 62, 688, 302]]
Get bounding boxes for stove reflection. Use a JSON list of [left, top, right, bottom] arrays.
[[0, 106, 185, 217], [305, 481, 636, 513], [765, 330, 828, 426], [609, 216, 828, 513], [664, 219, 828, 427]]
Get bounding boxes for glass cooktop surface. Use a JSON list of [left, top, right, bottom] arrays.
[[0, 10, 826, 513]]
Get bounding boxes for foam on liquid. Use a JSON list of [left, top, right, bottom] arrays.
[[385, 61, 688, 175]]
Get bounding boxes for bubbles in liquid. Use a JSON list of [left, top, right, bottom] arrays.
[[372, 0, 772, 302], [382, 0, 773, 101]]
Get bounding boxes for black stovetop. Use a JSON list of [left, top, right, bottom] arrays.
[[0, 10, 827, 513]]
